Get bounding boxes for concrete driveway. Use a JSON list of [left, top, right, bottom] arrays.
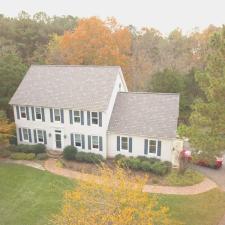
[[193, 157, 225, 191]]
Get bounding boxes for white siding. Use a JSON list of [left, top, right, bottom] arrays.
[[107, 133, 174, 162]]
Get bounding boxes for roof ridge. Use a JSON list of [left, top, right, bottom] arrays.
[[31, 64, 121, 68], [119, 91, 180, 96]]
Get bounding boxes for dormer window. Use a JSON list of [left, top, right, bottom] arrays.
[[74, 111, 81, 123], [20, 106, 26, 118], [54, 109, 61, 122], [91, 112, 98, 125]]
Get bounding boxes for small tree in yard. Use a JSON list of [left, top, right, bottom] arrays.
[[52, 166, 181, 225]]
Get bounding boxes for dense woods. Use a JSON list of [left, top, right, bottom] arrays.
[[0, 11, 224, 155]]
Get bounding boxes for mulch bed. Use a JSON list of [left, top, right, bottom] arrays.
[[60, 158, 165, 185]]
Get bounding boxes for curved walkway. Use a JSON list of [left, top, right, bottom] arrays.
[[44, 159, 217, 195], [0, 158, 45, 170]]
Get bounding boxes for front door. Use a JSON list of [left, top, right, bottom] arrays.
[[55, 130, 63, 150]]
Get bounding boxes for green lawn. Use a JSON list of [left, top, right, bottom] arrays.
[[0, 163, 74, 225], [0, 163, 225, 225]]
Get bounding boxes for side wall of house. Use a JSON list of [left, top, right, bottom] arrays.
[[107, 133, 174, 162]]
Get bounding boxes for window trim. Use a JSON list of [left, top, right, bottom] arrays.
[[92, 135, 99, 149], [91, 112, 99, 125], [53, 108, 61, 122], [35, 107, 42, 120], [74, 110, 81, 123], [36, 129, 44, 144], [120, 136, 129, 151], [148, 139, 157, 155], [20, 106, 27, 119], [74, 133, 82, 148], [22, 128, 29, 142]]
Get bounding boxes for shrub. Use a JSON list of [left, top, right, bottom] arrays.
[[36, 153, 48, 160], [33, 144, 46, 154], [9, 135, 17, 145], [114, 154, 126, 162], [75, 152, 104, 164], [150, 162, 168, 176], [10, 153, 35, 160], [63, 146, 78, 160], [140, 160, 152, 172], [0, 149, 11, 158], [13, 144, 31, 153], [11, 144, 46, 154], [117, 155, 171, 176]]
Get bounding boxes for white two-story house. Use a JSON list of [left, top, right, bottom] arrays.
[[9, 65, 182, 164]]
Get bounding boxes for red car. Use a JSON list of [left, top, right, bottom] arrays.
[[182, 150, 223, 169], [197, 156, 223, 169]]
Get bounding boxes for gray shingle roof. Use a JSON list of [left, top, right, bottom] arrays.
[[9, 65, 121, 111], [108, 92, 179, 139]]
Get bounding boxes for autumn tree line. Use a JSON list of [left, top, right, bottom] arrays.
[[0, 11, 224, 158]]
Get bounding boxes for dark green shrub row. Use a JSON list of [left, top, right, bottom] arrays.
[[8, 144, 46, 154], [115, 154, 172, 176], [75, 152, 104, 164], [10, 153, 35, 160], [63, 145, 104, 164]]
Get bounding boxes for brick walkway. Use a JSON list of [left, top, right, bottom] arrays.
[[44, 159, 217, 195]]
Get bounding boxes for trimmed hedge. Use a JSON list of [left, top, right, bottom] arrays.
[[9, 144, 46, 154], [75, 152, 104, 164], [10, 153, 35, 160], [115, 154, 172, 176], [63, 146, 78, 160], [36, 153, 48, 160]]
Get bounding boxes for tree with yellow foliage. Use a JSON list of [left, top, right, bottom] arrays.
[[52, 166, 180, 225], [46, 17, 132, 87]]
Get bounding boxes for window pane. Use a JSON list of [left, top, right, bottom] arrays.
[[121, 137, 128, 150], [149, 140, 156, 153], [91, 112, 98, 125], [23, 128, 28, 140], [37, 130, 44, 142], [20, 107, 26, 118], [74, 111, 80, 123], [75, 134, 81, 147], [92, 112, 98, 117], [54, 109, 61, 121], [92, 136, 98, 148], [35, 108, 42, 120]]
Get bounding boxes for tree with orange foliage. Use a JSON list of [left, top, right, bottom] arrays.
[[0, 111, 15, 144], [46, 17, 132, 87], [52, 166, 181, 225]]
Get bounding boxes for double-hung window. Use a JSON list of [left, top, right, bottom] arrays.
[[75, 134, 82, 147], [20, 106, 26, 118], [35, 107, 42, 120], [54, 109, 61, 122], [37, 129, 44, 143], [92, 136, 99, 149], [74, 111, 81, 123], [149, 140, 157, 154], [91, 112, 98, 125], [22, 128, 29, 141], [121, 137, 128, 150]]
